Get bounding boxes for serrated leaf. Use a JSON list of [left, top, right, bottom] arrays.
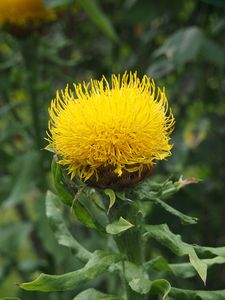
[[144, 224, 207, 284], [76, 0, 118, 41], [46, 190, 92, 262], [73, 288, 124, 300], [20, 250, 122, 291], [106, 217, 134, 235], [104, 188, 116, 214]]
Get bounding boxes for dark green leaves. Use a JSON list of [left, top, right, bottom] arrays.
[[20, 250, 122, 291], [144, 224, 207, 284]]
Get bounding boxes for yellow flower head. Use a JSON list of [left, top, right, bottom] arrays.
[[47, 72, 175, 186], [0, 0, 55, 29]]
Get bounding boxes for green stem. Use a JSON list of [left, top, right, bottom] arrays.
[[110, 201, 145, 300]]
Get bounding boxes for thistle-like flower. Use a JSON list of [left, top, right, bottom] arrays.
[[47, 72, 175, 188], [0, 0, 55, 32]]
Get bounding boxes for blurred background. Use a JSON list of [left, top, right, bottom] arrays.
[[0, 0, 224, 298]]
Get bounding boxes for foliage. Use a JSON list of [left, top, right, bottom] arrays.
[[0, 0, 224, 299]]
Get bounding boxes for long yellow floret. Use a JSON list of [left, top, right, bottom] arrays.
[[0, 0, 55, 28], [47, 72, 175, 182]]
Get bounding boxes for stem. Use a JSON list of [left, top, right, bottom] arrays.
[[110, 200, 145, 300]]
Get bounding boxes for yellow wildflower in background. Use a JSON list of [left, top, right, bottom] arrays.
[[47, 72, 175, 186], [0, 0, 55, 28]]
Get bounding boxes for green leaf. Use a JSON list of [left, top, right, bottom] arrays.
[[145, 196, 197, 225], [170, 257, 225, 279], [106, 217, 134, 235], [76, 0, 118, 41], [144, 256, 171, 273], [51, 159, 74, 206], [124, 261, 151, 294], [170, 287, 225, 300], [150, 279, 171, 299], [73, 189, 108, 232], [104, 188, 116, 214], [134, 178, 198, 224], [134, 177, 179, 201], [147, 58, 175, 78], [194, 245, 225, 259], [73, 288, 124, 300], [46, 190, 92, 262], [123, 261, 171, 297], [144, 224, 207, 284], [73, 198, 98, 229], [2, 152, 39, 209], [88, 188, 105, 210], [20, 250, 122, 291], [201, 37, 225, 66], [145, 255, 225, 280], [154, 26, 204, 65]]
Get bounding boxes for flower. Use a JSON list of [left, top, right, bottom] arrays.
[[0, 0, 55, 29], [47, 72, 175, 187]]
